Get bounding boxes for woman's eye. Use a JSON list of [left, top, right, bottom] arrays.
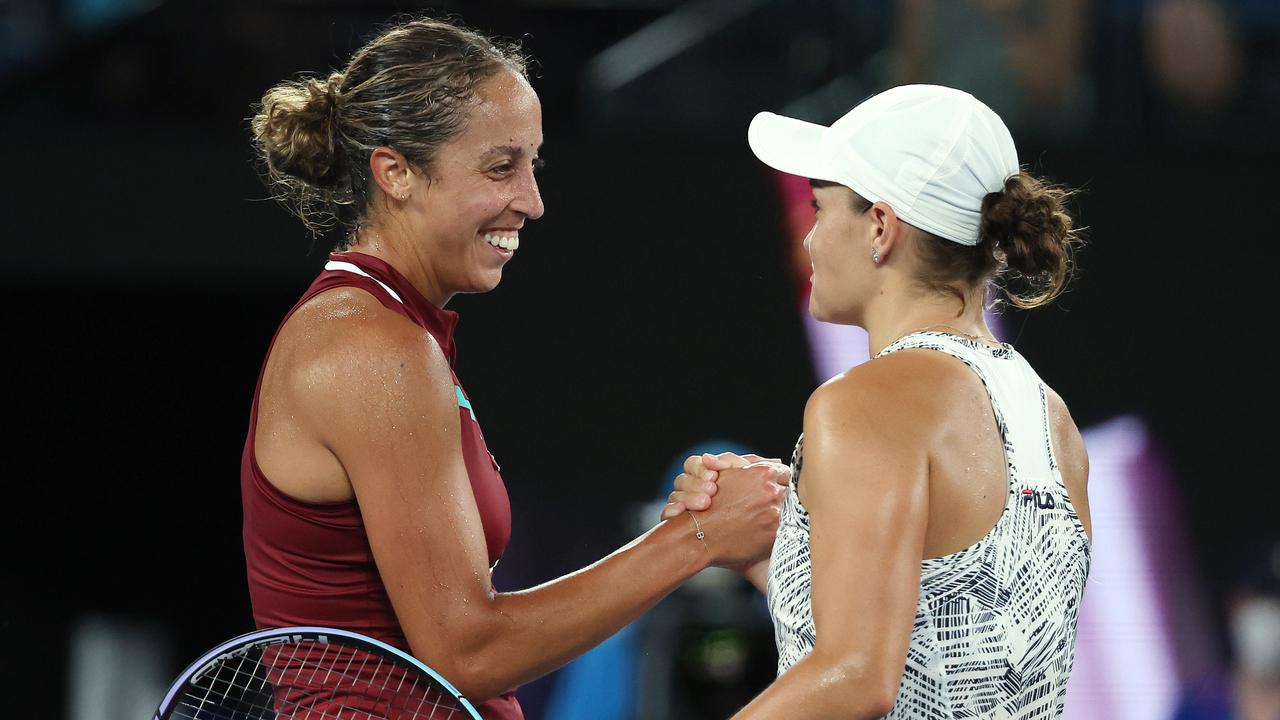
[[810, 200, 820, 211]]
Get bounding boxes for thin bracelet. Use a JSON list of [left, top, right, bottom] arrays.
[[686, 511, 706, 544]]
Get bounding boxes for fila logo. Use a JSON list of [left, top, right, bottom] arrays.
[[1021, 488, 1056, 509]]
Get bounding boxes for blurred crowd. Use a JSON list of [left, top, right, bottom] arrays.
[[4, 0, 1279, 138], [1172, 536, 1280, 720], [894, 0, 1277, 136], [773, 0, 1280, 137]]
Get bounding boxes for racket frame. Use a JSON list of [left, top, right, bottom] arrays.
[[152, 625, 482, 720]]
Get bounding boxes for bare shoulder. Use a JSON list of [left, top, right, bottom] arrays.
[[806, 349, 981, 439], [283, 286, 419, 353], [1038, 381, 1092, 538], [272, 287, 453, 414], [802, 350, 973, 467], [799, 353, 936, 511], [1043, 383, 1089, 480]]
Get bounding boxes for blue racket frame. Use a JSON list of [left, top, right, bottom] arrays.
[[153, 625, 482, 720]]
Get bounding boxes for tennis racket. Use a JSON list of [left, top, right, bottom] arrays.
[[153, 626, 482, 720]]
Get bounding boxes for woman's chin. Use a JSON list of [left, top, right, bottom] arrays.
[[808, 296, 830, 323], [809, 297, 858, 326], [474, 267, 505, 294]]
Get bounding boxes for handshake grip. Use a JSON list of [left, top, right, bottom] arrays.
[[663, 452, 790, 569]]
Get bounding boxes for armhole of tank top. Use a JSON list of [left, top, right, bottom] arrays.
[[787, 434, 808, 515], [881, 338, 1021, 564], [1037, 381, 1092, 548], [248, 276, 407, 511]]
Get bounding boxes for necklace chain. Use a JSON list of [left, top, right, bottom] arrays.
[[889, 323, 1000, 347]]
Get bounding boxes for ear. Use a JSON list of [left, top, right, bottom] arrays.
[[868, 201, 906, 262], [368, 147, 418, 202]]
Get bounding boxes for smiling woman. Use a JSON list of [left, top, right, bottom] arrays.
[[240, 15, 788, 720], [251, 19, 541, 302]]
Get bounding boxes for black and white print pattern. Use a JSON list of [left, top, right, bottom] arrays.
[[766, 332, 1091, 719]]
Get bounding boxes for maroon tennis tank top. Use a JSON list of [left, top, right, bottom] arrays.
[[242, 251, 520, 719]]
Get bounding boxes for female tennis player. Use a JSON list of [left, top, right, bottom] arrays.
[[243, 17, 786, 719], [664, 85, 1092, 718]]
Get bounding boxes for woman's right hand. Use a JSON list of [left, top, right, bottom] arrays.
[[662, 452, 785, 516], [662, 452, 770, 515], [663, 453, 789, 568]]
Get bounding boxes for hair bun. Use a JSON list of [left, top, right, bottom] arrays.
[[980, 173, 1081, 309], [249, 17, 529, 242], [251, 72, 347, 190]]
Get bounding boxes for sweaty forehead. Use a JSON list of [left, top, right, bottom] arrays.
[[460, 72, 542, 150]]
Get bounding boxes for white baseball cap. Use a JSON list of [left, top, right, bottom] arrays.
[[747, 84, 1019, 246]]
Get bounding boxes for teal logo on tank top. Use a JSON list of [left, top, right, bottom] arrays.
[[455, 385, 477, 421]]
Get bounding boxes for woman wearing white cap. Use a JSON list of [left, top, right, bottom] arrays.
[[665, 85, 1092, 718]]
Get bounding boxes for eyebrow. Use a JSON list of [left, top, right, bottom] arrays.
[[479, 144, 543, 161]]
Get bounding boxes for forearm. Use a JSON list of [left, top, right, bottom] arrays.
[[743, 560, 769, 594], [458, 516, 708, 699], [731, 650, 898, 720]]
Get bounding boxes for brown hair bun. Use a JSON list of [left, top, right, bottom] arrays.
[[980, 173, 1082, 309], [252, 73, 346, 190]]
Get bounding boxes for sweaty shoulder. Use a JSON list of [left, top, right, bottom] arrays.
[[798, 352, 939, 516], [1043, 383, 1086, 462], [807, 349, 981, 440], [1043, 383, 1089, 508], [272, 287, 454, 421]]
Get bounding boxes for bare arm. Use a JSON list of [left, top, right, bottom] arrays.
[[1046, 385, 1091, 540], [731, 370, 929, 719], [740, 560, 770, 594], [299, 304, 783, 701]]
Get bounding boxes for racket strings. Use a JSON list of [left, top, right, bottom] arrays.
[[170, 640, 464, 719], [175, 649, 274, 720]]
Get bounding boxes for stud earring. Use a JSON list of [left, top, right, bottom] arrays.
[[872, 250, 881, 264]]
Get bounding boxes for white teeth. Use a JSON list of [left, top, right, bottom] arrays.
[[484, 233, 519, 251]]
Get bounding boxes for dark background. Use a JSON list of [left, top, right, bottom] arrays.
[[3, 0, 1277, 717]]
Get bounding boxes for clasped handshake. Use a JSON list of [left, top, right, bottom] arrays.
[[659, 452, 791, 577]]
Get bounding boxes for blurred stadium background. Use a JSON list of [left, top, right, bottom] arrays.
[[3, 0, 1278, 718]]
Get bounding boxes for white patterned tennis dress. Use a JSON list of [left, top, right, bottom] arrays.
[[766, 331, 1091, 719]]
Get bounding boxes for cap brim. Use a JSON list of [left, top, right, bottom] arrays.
[[747, 112, 844, 185]]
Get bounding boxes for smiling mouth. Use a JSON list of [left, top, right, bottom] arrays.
[[483, 232, 519, 251]]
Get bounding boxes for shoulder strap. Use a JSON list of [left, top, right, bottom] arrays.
[[880, 332, 1055, 480], [323, 260, 404, 305]]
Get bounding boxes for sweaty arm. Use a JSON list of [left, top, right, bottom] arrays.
[[300, 304, 778, 702], [732, 369, 930, 720]]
